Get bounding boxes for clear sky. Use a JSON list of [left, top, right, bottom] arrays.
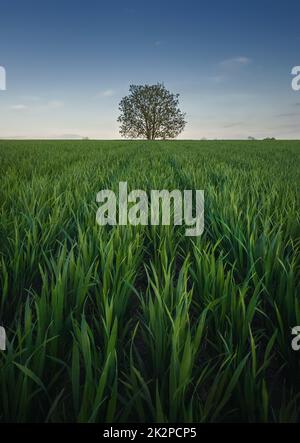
[[0, 0, 300, 139]]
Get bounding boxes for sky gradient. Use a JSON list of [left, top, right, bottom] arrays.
[[0, 0, 300, 139]]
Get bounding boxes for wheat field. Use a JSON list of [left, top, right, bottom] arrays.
[[0, 139, 299, 422]]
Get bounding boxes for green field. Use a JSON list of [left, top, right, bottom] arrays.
[[0, 140, 300, 422]]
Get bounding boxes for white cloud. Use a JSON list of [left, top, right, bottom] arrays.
[[211, 75, 225, 83], [10, 99, 64, 111], [10, 104, 28, 110], [210, 56, 252, 83], [20, 95, 41, 102], [220, 56, 252, 67], [46, 100, 64, 109], [97, 89, 115, 98]]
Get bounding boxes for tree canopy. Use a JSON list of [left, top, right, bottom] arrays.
[[118, 83, 186, 140]]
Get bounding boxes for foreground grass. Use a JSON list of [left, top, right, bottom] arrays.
[[0, 139, 299, 422]]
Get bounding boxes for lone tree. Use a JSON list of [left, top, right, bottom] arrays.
[[118, 83, 186, 140]]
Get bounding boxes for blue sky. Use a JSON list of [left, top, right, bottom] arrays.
[[0, 0, 300, 139]]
